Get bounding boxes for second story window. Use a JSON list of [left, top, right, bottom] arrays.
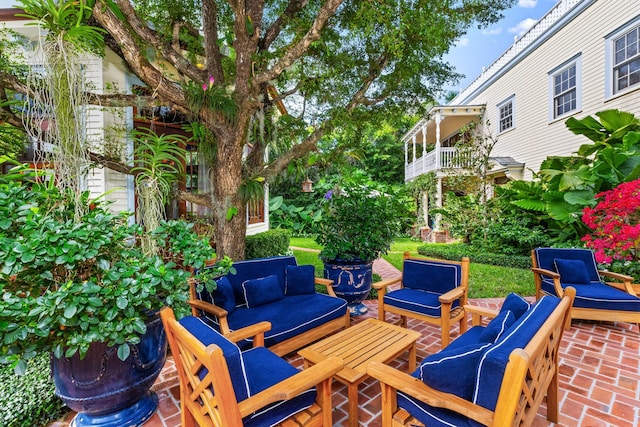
[[607, 18, 640, 97], [549, 55, 581, 120], [498, 96, 515, 133]]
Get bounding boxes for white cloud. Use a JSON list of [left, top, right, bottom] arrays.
[[518, 0, 537, 7], [509, 18, 537, 36], [456, 37, 470, 47], [482, 27, 502, 36]]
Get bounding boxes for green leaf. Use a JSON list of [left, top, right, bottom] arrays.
[[64, 305, 77, 319], [116, 296, 128, 310], [117, 343, 130, 361], [226, 207, 238, 220]]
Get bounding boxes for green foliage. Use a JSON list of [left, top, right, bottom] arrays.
[[497, 109, 640, 244], [471, 215, 548, 257], [433, 192, 485, 243], [17, 0, 105, 55], [0, 353, 66, 427], [314, 171, 410, 262], [417, 243, 531, 270], [0, 175, 220, 372], [245, 229, 292, 260], [269, 195, 322, 235]]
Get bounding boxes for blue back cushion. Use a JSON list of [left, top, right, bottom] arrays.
[[242, 275, 284, 308], [285, 265, 316, 295], [473, 295, 560, 411], [534, 248, 600, 283], [419, 342, 492, 400], [479, 310, 516, 343], [500, 293, 531, 320], [179, 316, 250, 401], [554, 259, 591, 284], [403, 259, 462, 294], [226, 256, 298, 304], [211, 276, 236, 313]]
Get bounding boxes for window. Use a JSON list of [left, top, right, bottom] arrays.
[[548, 55, 581, 120], [497, 96, 515, 133], [606, 17, 640, 97]]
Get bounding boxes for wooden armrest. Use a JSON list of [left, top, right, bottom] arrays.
[[366, 362, 493, 426], [314, 277, 337, 297], [464, 304, 499, 326], [372, 276, 402, 290], [439, 286, 465, 304], [599, 270, 634, 283], [188, 299, 228, 318], [225, 321, 272, 347], [238, 356, 344, 416], [531, 267, 559, 279], [599, 270, 636, 295]]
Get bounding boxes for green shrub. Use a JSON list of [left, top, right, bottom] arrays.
[[0, 353, 67, 427], [245, 229, 292, 259], [417, 243, 531, 269]]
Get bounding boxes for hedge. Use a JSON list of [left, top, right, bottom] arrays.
[[417, 243, 531, 269], [245, 229, 292, 259]]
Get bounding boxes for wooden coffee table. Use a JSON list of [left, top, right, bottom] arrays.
[[298, 318, 421, 427]]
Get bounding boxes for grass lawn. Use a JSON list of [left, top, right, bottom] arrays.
[[290, 236, 534, 299]]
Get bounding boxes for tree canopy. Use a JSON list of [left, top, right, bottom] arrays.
[[0, 0, 515, 259]]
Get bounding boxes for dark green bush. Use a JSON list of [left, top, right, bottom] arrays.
[[0, 353, 67, 427], [245, 229, 292, 259], [417, 243, 531, 269]]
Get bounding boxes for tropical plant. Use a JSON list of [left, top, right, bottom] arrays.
[[132, 128, 187, 255], [269, 196, 322, 235], [0, 175, 224, 373], [313, 171, 408, 262], [497, 109, 640, 244]]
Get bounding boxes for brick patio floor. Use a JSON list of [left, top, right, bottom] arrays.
[[49, 258, 640, 426]]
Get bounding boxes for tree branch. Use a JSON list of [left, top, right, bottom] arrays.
[[254, 0, 343, 86], [175, 189, 213, 208], [259, 0, 309, 51], [93, 1, 188, 110], [201, 0, 225, 85], [113, 0, 205, 84]]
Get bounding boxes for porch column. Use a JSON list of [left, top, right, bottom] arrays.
[[435, 111, 442, 169], [412, 134, 417, 177], [434, 176, 443, 231], [422, 124, 427, 157]]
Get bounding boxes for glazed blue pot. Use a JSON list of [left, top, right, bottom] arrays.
[[324, 259, 373, 316], [52, 312, 167, 427]]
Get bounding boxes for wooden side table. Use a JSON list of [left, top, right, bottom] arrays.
[[298, 318, 421, 427]]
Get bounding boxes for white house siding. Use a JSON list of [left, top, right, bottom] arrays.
[[457, 0, 640, 181]]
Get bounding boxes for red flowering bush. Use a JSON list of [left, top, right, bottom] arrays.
[[582, 179, 640, 264]]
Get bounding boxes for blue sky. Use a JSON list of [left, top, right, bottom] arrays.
[[443, 0, 559, 96]]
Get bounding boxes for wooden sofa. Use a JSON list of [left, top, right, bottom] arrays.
[[367, 288, 575, 427], [189, 255, 350, 356]]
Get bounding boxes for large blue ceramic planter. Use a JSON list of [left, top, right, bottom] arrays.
[[324, 260, 373, 316], [52, 313, 167, 427]]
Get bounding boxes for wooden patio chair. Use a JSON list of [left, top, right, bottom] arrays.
[[367, 288, 575, 427], [160, 307, 343, 427], [373, 252, 469, 348], [532, 247, 640, 329]]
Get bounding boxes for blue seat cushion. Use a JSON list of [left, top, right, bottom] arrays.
[[479, 310, 516, 343], [242, 275, 284, 308], [403, 259, 462, 294], [384, 288, 459, 318], [178, 316, 251, 401], [285, 265, 316, 295], [499, 293, 531, 320], [473, 296, 560, 411], [225, 294, 348, 349], [242, 347, 316, 426], [554, 258, 591, 284], [418, 342, 492, 400], [569, 283, 640, 311]]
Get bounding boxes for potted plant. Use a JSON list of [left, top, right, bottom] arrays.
[[314, 171, 406, 315], [0, 171, 227, 426]]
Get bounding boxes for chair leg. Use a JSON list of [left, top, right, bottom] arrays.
[[400, 315, 407, 328]]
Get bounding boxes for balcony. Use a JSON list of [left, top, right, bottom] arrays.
[[405, 147, 472, 181]]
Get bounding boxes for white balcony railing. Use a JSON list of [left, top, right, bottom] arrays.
[[405, 147, 473, 181]]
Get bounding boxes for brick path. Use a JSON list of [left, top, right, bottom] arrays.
[[49, 257, 640, 427]]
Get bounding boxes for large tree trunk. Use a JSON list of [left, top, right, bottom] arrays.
[[211, 130, 247, 260]]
